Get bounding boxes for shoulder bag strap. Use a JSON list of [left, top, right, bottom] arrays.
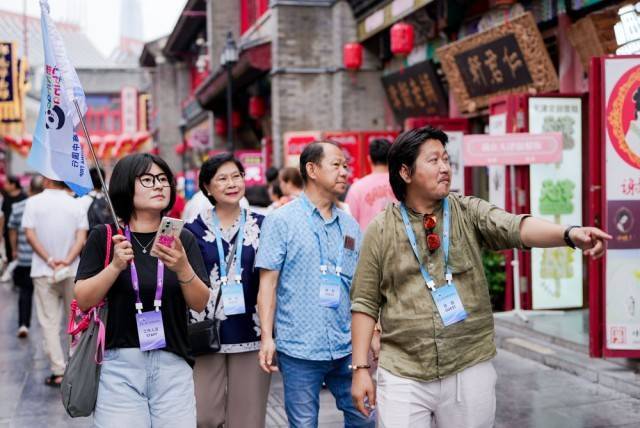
[[212, 231, 241, 314]]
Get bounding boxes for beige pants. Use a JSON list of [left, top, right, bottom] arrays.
[[377, 360, 497, 428], [193, 351, 271, 428], [33, 276, 74, 375]]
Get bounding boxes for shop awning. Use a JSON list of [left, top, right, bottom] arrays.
[[2, 131, 152, 160], [195, 42, 271, 111]]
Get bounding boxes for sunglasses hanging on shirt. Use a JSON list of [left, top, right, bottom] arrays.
[[423, 214, 440, 253]]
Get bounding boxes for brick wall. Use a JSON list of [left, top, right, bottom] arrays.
[[270, 0, 386, 166]]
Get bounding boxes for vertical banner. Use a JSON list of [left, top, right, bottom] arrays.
[[121, 86, 138, 134], [529, 97, 583, 309], [488, 113, 507, 209], [603, 57, 640, 350], [0, 42, 20, 121]]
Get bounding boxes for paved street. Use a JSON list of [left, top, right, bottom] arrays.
[[2, 283, 640, 427]]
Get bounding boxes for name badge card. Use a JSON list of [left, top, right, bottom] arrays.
[[432, 282, 467, 327], [222, 282, 246, 315], [319, 273, 341, 308], [136, 311, 167, 351]]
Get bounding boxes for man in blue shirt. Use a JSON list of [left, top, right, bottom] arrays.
[[256, 141, 373, 427]]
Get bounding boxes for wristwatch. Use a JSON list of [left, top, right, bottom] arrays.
[[564, 225, 580, 249]]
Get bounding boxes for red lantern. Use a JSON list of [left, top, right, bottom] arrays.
[[343, 43, 363, 70], [214, 118, 227, 136], [175, 143, 186, 155], [249, 96, 266, 119], [390, 22, 414, 56], [232, 111, 241, 128]]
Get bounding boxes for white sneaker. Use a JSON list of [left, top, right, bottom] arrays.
[[17, 326, 28, 338], [0, 260, 17, 282]]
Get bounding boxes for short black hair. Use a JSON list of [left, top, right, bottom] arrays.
[[198, 152, 245, 206], [108, 153, 176, 224], [388, 126, 448, 201], [6, 176, 21, 190], [265, 166, 279, 184], [299, 140, 341, 184], [369, 138, 392, 165], [90, 167, 106, 190]]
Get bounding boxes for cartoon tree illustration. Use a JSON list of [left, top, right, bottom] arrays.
[[539, 179, 576, 297]]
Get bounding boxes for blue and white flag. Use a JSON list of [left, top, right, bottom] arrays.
[[28, 0, 92, 196]]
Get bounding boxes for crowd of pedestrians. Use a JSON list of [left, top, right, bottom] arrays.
[[1, 125, 612, 428]]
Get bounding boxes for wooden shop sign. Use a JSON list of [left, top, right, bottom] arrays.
[[437, 12, 558, 113], [381, 60, 448, 120]]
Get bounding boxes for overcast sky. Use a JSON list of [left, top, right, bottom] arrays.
[[1, 0, 187, 56]]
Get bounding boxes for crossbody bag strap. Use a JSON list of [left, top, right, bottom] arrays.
[[212, 231, 241, 314]]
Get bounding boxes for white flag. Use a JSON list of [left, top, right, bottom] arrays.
[[28, 0, 92, 196]]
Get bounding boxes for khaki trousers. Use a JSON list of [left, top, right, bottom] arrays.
[[33, 276, 74, 375], [377, 359, 497, 428], [193, 351, 271, 428]]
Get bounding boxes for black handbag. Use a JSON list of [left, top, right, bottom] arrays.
[[188, 232, 239, 356]]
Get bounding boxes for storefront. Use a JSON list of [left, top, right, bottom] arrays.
[[340, 0, 639, 357]]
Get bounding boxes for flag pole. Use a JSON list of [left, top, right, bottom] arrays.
[[73, 99, 120, 229]]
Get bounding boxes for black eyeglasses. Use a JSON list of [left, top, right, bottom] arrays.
[[138, 173, 171, 188]]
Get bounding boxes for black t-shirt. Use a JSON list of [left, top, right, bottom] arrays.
[[76, 225, 210, 366]]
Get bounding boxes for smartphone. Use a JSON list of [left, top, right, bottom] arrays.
[[149, 217, 185, 257]]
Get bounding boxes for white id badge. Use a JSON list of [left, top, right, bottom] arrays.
[[432, 282, 467, 327], [136, 311, 167, 351], [221, 282, 246, 315], [319, 273, 341, 308]]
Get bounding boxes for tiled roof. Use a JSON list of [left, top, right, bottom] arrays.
[[0, 9, 110, 69]]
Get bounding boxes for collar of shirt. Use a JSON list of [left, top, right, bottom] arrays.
[[300, 192, 340, 226]]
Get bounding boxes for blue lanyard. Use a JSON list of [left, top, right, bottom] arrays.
[[211, 208, 246, 283], [300, 195, 344, 274], [399, 198, 452, 290]]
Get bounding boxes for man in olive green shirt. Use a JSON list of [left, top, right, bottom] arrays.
[[350, 126, 611, 428]]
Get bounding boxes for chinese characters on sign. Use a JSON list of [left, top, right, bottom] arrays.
[[462, 132, 563, 166], [0, 42, 20, 121], [603, 57, 640, 351], [381, 60, 448, 121], [437, 12, 558, 113], [70, 134, 87, 178], [454, 34, 532, 98]]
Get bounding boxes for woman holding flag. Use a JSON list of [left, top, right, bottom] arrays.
[[74, 153, 210, 427], [33, 4, 209, 424]]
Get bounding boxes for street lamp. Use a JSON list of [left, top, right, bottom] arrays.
[[220, 31, 238, 153], [178, 117, 187, 174]]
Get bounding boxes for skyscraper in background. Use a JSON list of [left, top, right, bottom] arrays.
[[109, 0, 144, 66]]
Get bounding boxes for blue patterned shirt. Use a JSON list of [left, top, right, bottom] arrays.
[[255, 193, 362, 361]]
